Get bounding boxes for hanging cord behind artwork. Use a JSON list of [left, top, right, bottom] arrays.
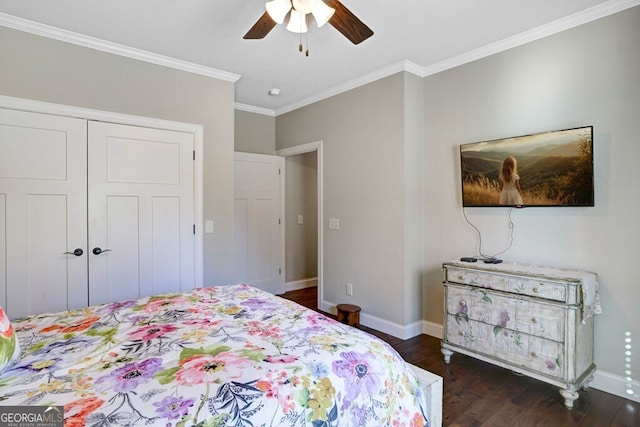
[[462, 208, 515, 261]]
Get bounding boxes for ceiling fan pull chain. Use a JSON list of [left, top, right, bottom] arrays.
[[305, 31, 310, 57]]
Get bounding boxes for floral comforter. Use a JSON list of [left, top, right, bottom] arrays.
[[0, 284, 428, 426]]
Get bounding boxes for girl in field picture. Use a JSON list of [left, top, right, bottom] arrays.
[[498, 156, 523, 205], [460, 126, 594, 207]]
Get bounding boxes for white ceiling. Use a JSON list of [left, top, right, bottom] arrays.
[[1, 0, 637, 115]]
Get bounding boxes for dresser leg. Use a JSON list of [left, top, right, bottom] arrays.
[[441, 347, 453, 364], [582, 374, 594, 390], [559, 388, 579, 409]]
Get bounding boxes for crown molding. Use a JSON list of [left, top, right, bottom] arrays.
[[0, 12, 241, 83], [234, 103, 276, 117], [416, 0, 640, 77], [274, 60, 421, 116], [273, 0, 640, 114]]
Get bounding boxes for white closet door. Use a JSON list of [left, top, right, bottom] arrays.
[[234, 152, 283, 295], [0, 108, 88, 319], [88, 122, 195, 305]]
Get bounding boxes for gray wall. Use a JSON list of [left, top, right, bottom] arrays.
[[285, 152, 318, 283], [0, 27, 236, 285], [421, 6, 640, 380], [235, 110, 276, 154], [276, 72, 421, 325]]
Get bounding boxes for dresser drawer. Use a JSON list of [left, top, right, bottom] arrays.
[[445, 267, 567, 302], [445, 285, 565, 342], [445, 314, 565, 379]]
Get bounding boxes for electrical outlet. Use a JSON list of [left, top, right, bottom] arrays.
[[346, 283, 353, 296]]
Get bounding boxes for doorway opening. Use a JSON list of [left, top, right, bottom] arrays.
[[277, 141, 323, 312]]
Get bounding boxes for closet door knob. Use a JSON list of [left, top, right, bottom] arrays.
[[92, 247, 112, 255], [63, 248, 84, 256]]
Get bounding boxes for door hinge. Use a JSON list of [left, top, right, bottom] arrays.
[[279, 168, 281, 175], [279, 268, 282, 275], [279, 218, 281, 225], [193, 224, 196, 234], [193, 150, 196, 161]]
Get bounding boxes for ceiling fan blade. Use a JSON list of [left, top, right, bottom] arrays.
[[326, 0, 373, 44], [243, 12, 277, 39]]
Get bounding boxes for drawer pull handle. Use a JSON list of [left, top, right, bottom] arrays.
[[531, 352, 538, 358], [459, 300, 467, 307], [532, 287, 540, 293], [531, 317, 538, 324]]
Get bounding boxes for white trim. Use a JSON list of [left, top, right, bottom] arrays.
[[0, 12, 240, 83], [276, 141, 324, 314], [275, 60, 417, 115], [423, 321, 444, 340], [419, 0, 640, 78], [0, 95, 204, 287], [285, 277, 318, 292], [234, 103, 276, 117], [270, 0, 640, 115], [321, 299, 423, 340], [591, 370, 640, 403]]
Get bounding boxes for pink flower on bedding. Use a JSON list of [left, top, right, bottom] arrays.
[[183, 318, 222, 329], [128, 324, 177, 341], [246, 321, 282, 339], [264, 354, 299, 363], [175, 352, 251, 385], [141, 296, 189, 313]]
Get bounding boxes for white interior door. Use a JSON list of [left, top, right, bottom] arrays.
[[0, 108, 88, 318], [234, 152, 283, 294], [88, 121, 195, 305]]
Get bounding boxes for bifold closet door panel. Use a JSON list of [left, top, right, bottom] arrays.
[[87, 121, 195, 306], [0, 108, 88, 318]]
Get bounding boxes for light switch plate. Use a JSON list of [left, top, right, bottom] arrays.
[[205, 220, 214, 233], [329, 218, 340, 230], [298, 214, 304, 224]]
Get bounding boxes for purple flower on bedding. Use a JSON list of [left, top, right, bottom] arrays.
[[100, 300, 137, 315], [94, 357, 162, 393], [332, 351, 382, 403], [153, 395, 195, 420], [241, 297, 277, 311]]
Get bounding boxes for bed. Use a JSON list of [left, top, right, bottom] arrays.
[[0, 284, 438, 426]]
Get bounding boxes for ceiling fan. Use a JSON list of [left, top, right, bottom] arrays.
[[244, 0, 373, 45]]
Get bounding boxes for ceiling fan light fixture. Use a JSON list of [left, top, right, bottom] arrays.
[[286, 9, 308, 33], [265, 0, 291, 24], [311, 1, 335, 27]]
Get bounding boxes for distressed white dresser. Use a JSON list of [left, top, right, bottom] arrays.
[[441, 261, 600, 409]]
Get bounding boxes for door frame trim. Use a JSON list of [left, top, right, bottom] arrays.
[[276, 141, 323, 311], [0, 95, 204, 286]]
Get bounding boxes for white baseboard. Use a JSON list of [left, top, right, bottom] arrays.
[[321, 299, 423, 340], [591, 369, 640, 403], [285, 277, 318, 292]]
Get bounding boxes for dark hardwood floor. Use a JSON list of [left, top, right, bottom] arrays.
[[280, 287, 640, 426]]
